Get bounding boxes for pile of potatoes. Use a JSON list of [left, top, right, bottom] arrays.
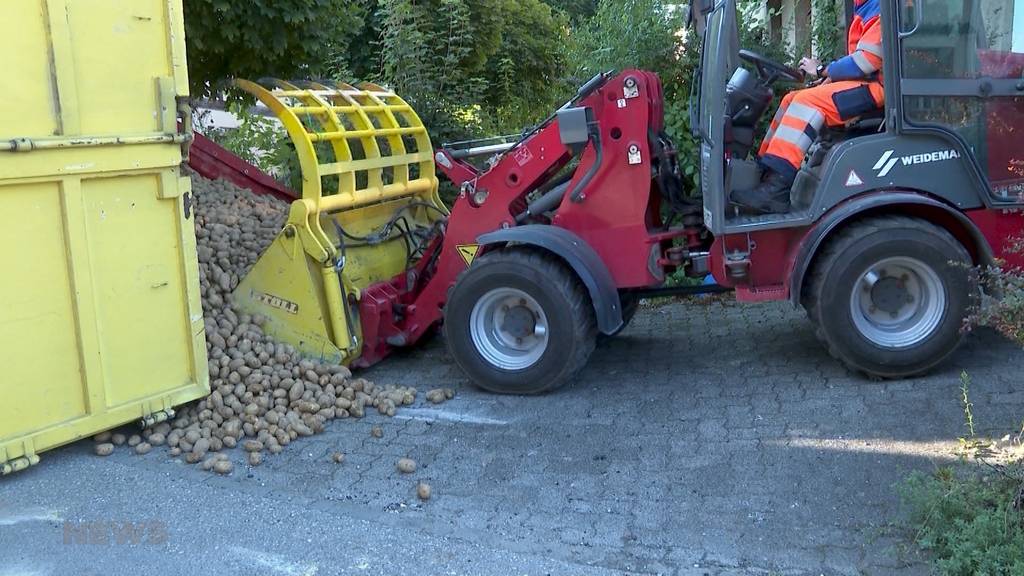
[[93, 175, 451, 474]]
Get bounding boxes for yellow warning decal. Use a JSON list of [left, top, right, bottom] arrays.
[[456, 244, 480, 267]]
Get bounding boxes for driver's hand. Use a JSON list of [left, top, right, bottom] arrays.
[[798, 57, 821, 78]]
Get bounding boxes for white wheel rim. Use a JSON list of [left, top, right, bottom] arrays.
[[470, 288, 549, 370], [849, 256, 947, 349]]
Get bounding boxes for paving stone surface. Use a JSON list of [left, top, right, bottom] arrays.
[[3, 299, 1021, 575]]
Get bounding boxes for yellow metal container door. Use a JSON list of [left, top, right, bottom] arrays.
[[0, 0, 207, 473]]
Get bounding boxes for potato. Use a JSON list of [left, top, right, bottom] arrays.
[[208, 436, 223, 452], [417, 482, 432, 501], [192, 438, 210, 458], [162, 175, 402, 468], [213, 460, 234, 475], [134, 442, 152, 455], [94, 443, 114, 456], [248, 451, 262, 467], [397, 458, 417, 474], [330, 452, 345, 464], [288, 381, 305, 402], [94, 431, 112, 443], [111, 433, 126, 446], [242, 440, 264, 453], [370, 426, 383, 439]]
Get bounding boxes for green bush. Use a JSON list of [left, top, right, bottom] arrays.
[[900, 245, 1024, 575], [900, 468, 1024, 576], [971, 238, 1024, 345]]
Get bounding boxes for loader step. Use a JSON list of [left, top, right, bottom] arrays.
[[725, 209, 814, 232]]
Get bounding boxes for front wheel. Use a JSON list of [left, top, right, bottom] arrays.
[[804, 216, 973, 378], [444, 249, 597, 394]]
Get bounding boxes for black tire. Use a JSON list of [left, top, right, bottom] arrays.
[[803, 215, 973, 378], [443, 248, 597, 394], [601, 293, 640, 339]]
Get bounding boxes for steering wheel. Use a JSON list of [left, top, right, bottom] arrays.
[[739, 50, 805, 84]]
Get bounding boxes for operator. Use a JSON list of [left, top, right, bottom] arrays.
[[731, 0, 884, 214]]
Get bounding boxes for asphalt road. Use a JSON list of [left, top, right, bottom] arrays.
[[2, 299, 1022, 576]]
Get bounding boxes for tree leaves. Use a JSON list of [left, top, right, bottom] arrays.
[[183, 0, 365, 98]]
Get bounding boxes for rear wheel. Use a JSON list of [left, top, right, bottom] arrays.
[[444, 249, 597, 394], [804, 216, 973, 378]]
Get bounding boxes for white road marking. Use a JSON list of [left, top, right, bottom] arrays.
[[0, 508, 62, 526], [0, 565, 50, 576], [229, 546, 318, 576], [392, 408, 508, 426]]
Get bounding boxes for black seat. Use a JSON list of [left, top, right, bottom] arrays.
[[840, 108, 885, 134]]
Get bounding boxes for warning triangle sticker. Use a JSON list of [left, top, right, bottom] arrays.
[[845, 170, 864, 187], [456, 244, 480, 267]]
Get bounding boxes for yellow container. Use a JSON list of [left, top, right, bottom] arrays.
[[0, 0, 208, 474]]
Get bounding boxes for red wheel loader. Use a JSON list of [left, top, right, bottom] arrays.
[[230, 0, 1023, 394]]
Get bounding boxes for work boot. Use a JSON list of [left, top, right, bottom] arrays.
[[730, 170, 793, 214]]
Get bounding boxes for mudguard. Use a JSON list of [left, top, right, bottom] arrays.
[[478, 226, 624, 335], [789, 191, 995, 306]]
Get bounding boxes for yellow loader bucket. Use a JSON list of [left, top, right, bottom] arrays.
[[231, 79, 446, 365]]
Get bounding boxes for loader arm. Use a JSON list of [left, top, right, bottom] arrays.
[[231, 71, 684, 372]]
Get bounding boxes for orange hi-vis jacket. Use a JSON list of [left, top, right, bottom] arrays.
[[827, 0, 883, 82]]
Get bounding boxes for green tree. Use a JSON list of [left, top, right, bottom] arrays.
[[569, 0, 685, 80], [183, 0, 364, 98], [341, 0, 386, 81], [569, 0, 698, 185], [482, 0, 570, 133], [376, 0, 569, 141], [377, 0, 505, 141], [545, 0, 600, 22]]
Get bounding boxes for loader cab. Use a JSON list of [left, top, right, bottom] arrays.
[[694, 0, 1024, 236]]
